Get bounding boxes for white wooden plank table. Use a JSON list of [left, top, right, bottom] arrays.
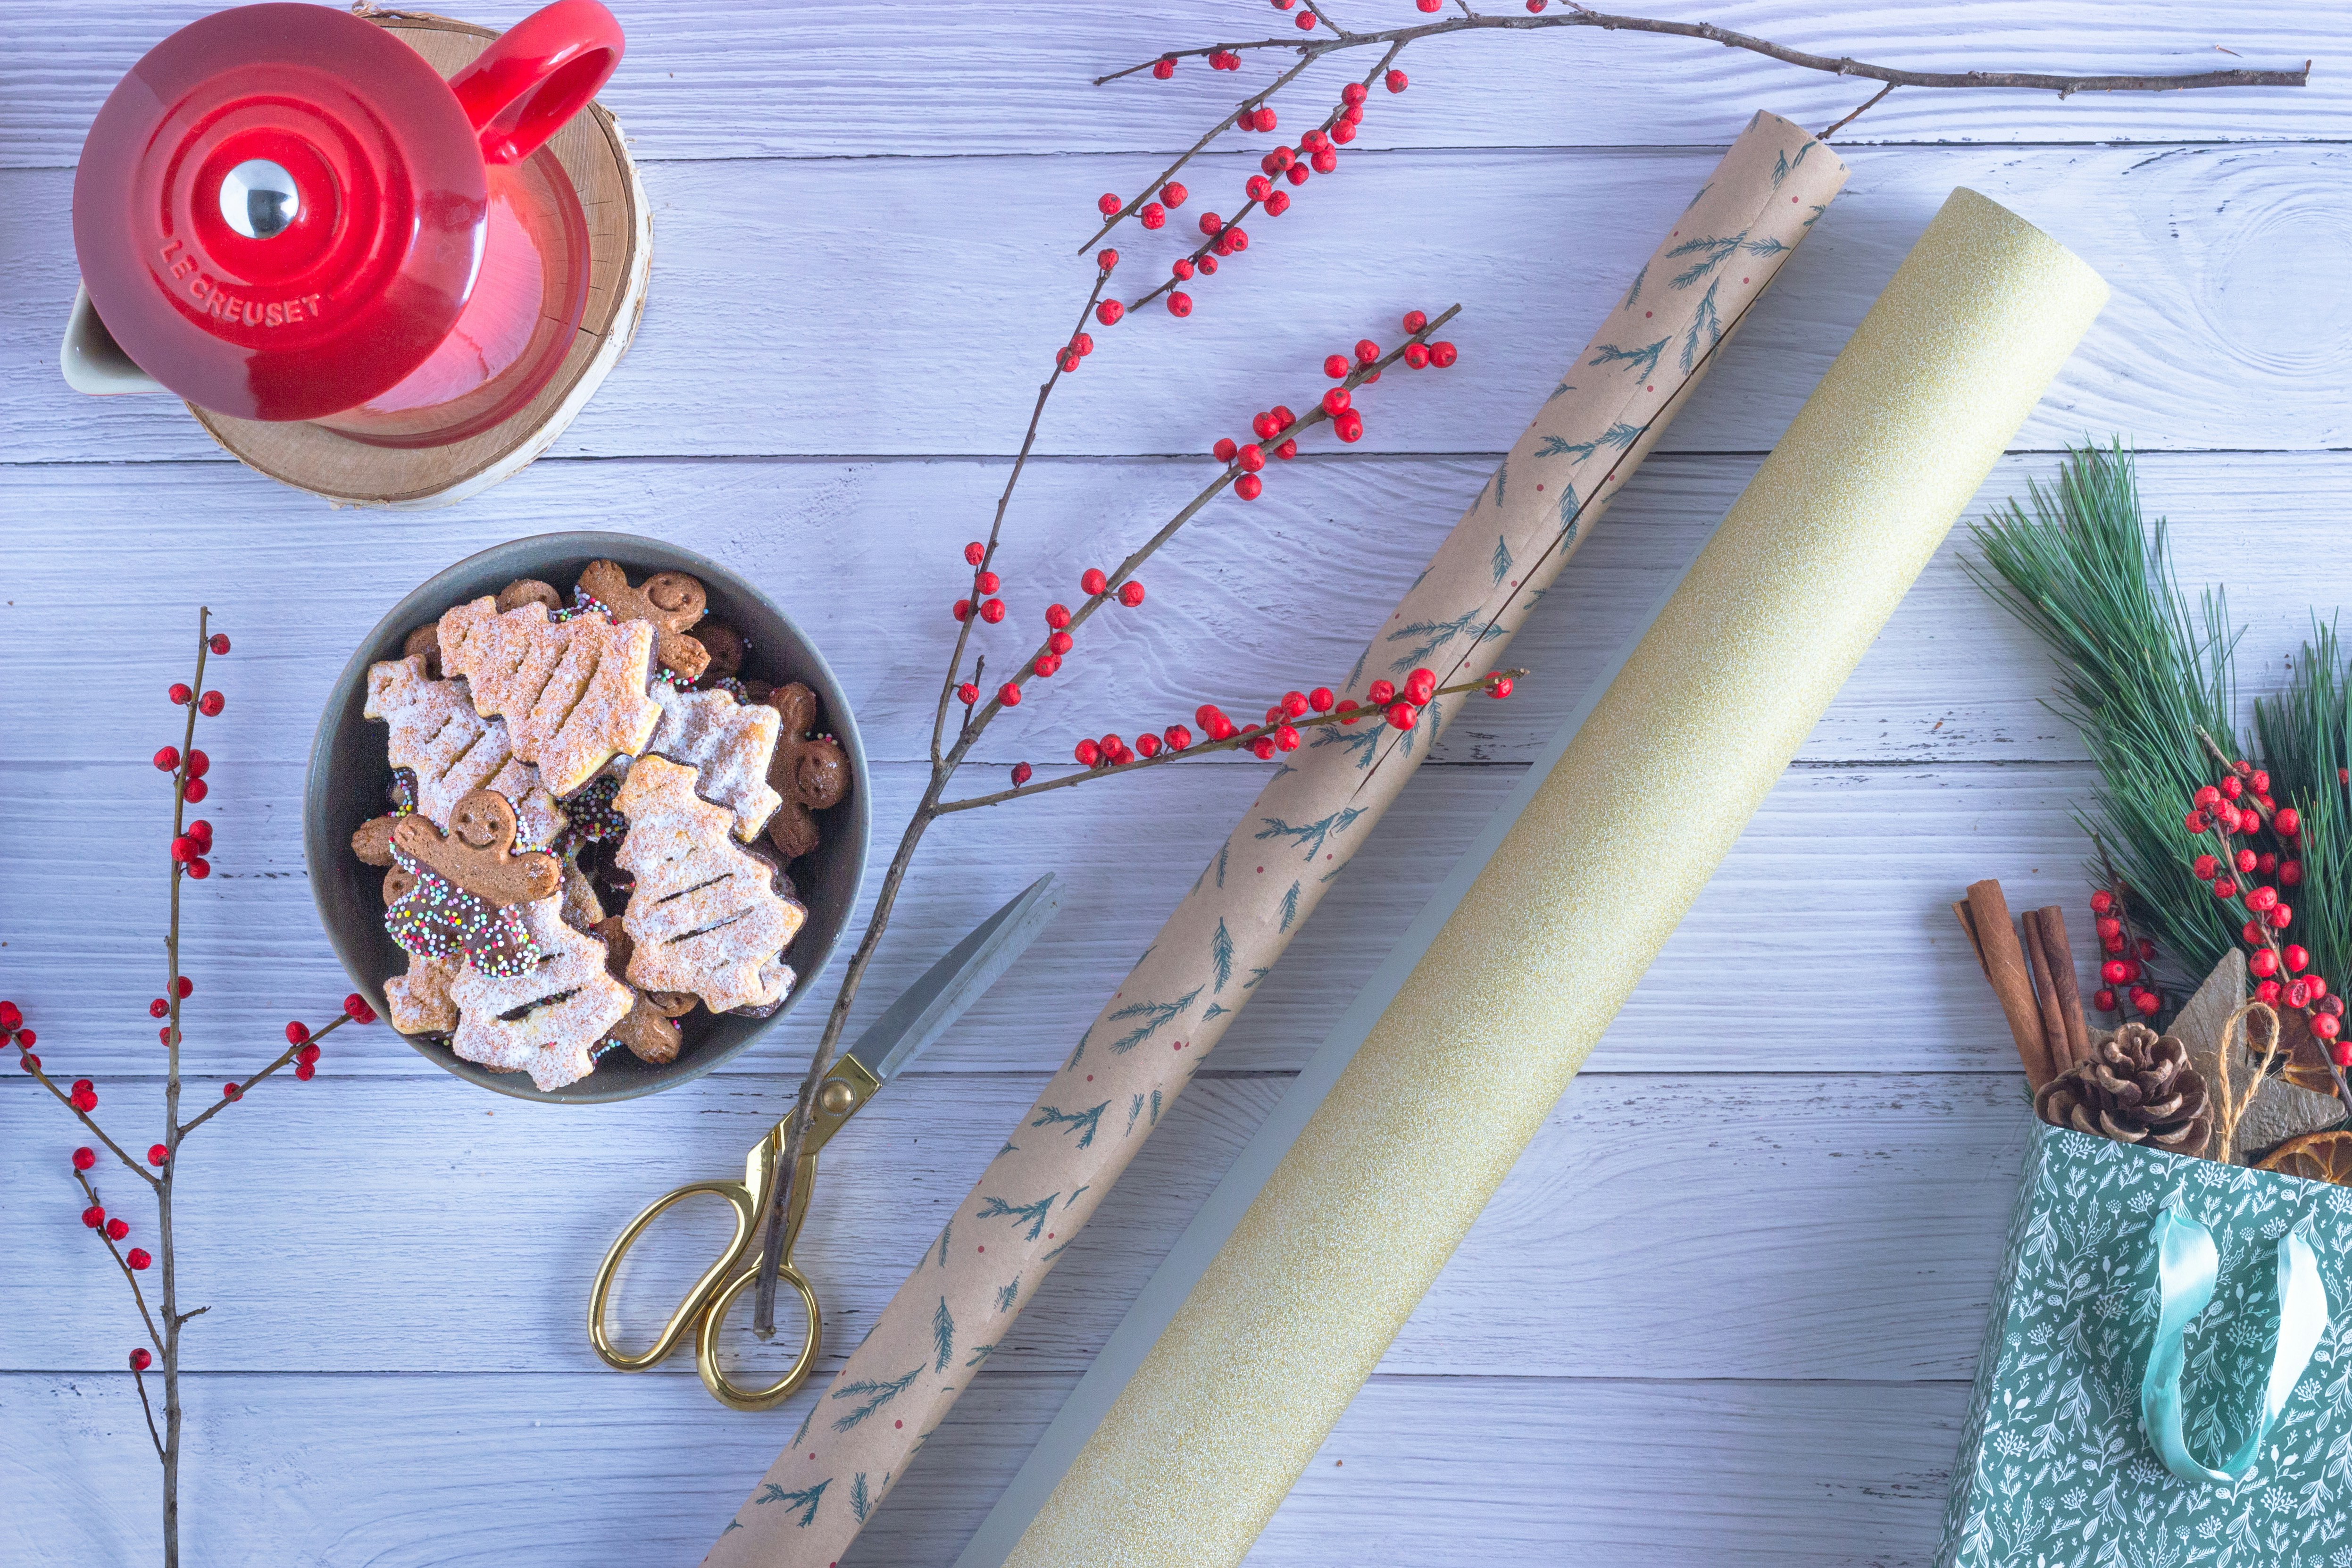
[[4, 3, 2348, 1563]]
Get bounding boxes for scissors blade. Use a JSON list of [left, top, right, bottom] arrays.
[[844, 874, 1059, 1087]]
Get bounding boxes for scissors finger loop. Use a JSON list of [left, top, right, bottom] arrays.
[[696, 1260, 823, 1411], [589, 1177, 758, 1373]]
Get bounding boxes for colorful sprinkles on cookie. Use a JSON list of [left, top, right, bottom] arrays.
[[384, 853, 544, 978], [559, 773, 628, 844]]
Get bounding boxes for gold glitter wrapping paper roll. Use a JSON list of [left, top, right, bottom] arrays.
[[705, 110, 1849, 1568], [995, 187, 2109, 1568]]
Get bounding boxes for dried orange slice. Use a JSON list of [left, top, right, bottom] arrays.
[[2257, 1129, 2352, 1185]]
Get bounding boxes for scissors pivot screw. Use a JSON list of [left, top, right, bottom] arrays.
[[817, 1080, 856, 1115]]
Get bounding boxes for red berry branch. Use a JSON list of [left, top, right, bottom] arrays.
[[746, 299, 1494, 1332], [7, 608, 378, 1568], [1098, 6, 2308, 99], [1073, 5, 2307, 315]]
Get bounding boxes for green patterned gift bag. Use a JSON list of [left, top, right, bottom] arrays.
[[1936, 1120, 2349, 1567]]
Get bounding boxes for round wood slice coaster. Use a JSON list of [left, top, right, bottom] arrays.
[[189, 9, 651, 510]]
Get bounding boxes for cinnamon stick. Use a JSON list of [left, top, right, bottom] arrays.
[[1952, 900, 1986, 973], [2019, 908, 2072, 1087], [2033, 904, 2089, 1069], [1962, 879, 2055, 1089]]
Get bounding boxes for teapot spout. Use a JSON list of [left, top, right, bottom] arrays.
[[60, 285, 167, 395]]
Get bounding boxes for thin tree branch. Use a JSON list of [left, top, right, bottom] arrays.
[[955, 304, 1463, 746], [1819, 81, 1895, 139], [930, 266, 1116, 767], [175, 1014, 345, 1140], [935, 670, 1526, 815], [1098, 9, 2309, 95], [73, 1168, 164, 1355], [132, 1359, 165, 1461], [16, 1051, 160, 1188]]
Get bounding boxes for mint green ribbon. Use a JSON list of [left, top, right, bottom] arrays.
[[2140, 1202, 2329, 1485]]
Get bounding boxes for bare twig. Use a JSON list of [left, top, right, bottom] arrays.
[[131, 1359, 165, 1462], [1094, 8, 2308, 97], [14, 1053, 159, 1187], [1819, 81, 1896, 139], [73, 1168, 164, 1355]]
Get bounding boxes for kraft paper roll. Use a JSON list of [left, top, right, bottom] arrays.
[[705, 111, 1849, 1568], [986, 187, 2110, 1568]]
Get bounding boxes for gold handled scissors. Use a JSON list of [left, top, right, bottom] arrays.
[[589, 875, 1059, 1410]]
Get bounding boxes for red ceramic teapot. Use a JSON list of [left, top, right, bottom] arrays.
[[71, 0, 624, 448]]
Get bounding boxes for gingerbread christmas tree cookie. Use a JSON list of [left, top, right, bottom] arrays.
[[383, 952, 460, 1036], [446, 901, 633, 1092], [613, 756, 806, 1013], [644, 683, 783, 841], [364, 656, 565, 847], [436, 597, 663, 796]]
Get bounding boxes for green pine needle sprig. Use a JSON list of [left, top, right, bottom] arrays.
[[1962, 442, 2249, 997], [2253, 622, 2352, 993]]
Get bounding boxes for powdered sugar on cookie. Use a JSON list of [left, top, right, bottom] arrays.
[[437, 597, 663, 796], [642, 683, 783, 841], [613, 756, 805, 1013], [446, 900, 633, 1092]]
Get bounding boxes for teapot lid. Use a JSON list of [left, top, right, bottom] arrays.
[[72, 3, 489, 422]]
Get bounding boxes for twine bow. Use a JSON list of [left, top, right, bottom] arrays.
[[2211, 999, 2284, 1166]]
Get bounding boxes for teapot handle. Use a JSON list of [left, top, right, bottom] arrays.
[[446, 0, 625, 167]]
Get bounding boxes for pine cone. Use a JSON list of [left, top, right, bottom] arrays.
[[2035, 1022, 2212, 1155]]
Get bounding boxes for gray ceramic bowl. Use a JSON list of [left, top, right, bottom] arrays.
[[303, 532, 870, 1102]]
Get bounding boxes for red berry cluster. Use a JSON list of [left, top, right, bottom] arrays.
[[1210, 313, 1456, 501], [1070, 664, 1510, 773], [947, 546, 1152, 731], [4, 998, 38, 1072], [2085, 887, 2163, 1019], [1121, 74, 1400, 316], [2178, 761, 2341, 1061]]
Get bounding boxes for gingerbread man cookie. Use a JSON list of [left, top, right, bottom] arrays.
[[692, 622, 746, 683], [446, 901, 633, 1092], [391, 790, 561, 907], [496, 579, 564, 615], [401, 623, 443, 679], [351, 815, 398, 867], [613, 757, 806, 1014], [436, 598, 663, 796], [644, 684, 783, 842], [576, 560, 710, 683], [759, 683, 851, 861]]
